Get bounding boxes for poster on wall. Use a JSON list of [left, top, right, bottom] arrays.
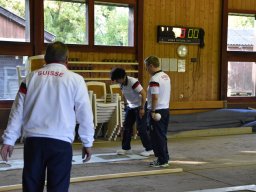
[[160, 58, 170, 71], [169, 58, 177, 71], [178, 59, 186, 72]]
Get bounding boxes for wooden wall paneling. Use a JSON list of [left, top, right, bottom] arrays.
[[137, 0, 144, 84], [227, 0, 256, 11], [248, 0, 255, 11], [159, 0, 165, 58], [185, 3, 192, 101], [163, 0, 173, 101], [186, 1, 193, 101], [154, 0, 160, 57], [163, 0, 172, 99], [247, 0, 252, 8], [241, 0, 247, 10], [206, 0, 214, 101], [170, 72, 177, 101], [164, 0, 173, 100], [244, 0, 249, 8], [186, 4, 193, 101], [175, 0, 183, 101], [192, 0, 201, 101], [198, 0, 206, 101], [228, 0, 232, 9], [236, 0, 242, 10], [143, 0, 223, 108], [230, 0, 236, 9], [145, 0, 156, 57], [142, 0, 153, 87], [202, 0, 213, 101], [198, 2, 205, 100], [185, 0, 196, 101], [182, 0, 188, 101]]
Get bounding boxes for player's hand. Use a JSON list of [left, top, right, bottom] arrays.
[[0, 144, 14, 162], [151, 111, 156, 120], [139, 108, 145, 119], [82, 147, 92, 163]]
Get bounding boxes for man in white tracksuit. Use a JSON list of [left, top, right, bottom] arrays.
[[0, 41, 95, 192]]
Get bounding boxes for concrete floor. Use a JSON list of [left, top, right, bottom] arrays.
[[0, 132, 256, 192]]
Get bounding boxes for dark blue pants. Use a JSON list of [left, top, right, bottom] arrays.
[[148, 109, 170, 164], [22, 137, 72, 192], [122, 106, 152, 151]]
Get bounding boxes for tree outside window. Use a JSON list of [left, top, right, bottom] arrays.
[[94, 4, 133, 46]]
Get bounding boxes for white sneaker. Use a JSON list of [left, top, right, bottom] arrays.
[[116, 149, 132, 155], [149, 160, 169, 168], [140, 150, 154, 157]]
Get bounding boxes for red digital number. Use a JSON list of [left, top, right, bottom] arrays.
[[180, 28, 186, 38]]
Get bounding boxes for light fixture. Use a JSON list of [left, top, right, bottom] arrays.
[[177, 45, 188, 58]]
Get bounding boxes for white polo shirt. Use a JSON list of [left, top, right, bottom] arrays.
[[147, 70, 171, 110], [121, 76, 143, 108], [2, 63, 95, 147]]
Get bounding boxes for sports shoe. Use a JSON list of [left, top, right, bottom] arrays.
[[149, 159, 158, 166], [116, 149, 132, 155], [140, 150, 154, 157], [149, 160, 169, 168]]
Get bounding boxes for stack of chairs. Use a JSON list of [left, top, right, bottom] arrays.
[[109, 84, 126, 141], [109, 83, 139, 140], [16, 55, 45, 86], [86, 82, 120, 140], [86, 81, 106, 102]]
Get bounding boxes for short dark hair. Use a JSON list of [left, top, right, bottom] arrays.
[[144, 56, 160, 67], [110, 68, 126, 81], [44, 41, 68, 64]]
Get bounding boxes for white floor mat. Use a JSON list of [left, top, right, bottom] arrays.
[[187, 184, 256, 192], [0, 153, 146, 171]]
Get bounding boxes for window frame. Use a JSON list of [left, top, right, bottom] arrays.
[[42, 0, 138, 53], [0, 0, 34, 56], [0, 0, 142, 106], [220, 0, 256, 106], [0, 0, 139, 54]]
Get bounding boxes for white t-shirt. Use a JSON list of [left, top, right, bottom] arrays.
[[121, 76, 143, 108], [147, 71, 171, 110]]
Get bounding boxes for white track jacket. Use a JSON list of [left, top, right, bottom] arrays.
[[2, 63, 95, 147]]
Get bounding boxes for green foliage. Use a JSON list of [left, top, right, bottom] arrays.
[[44, 1, 86, 44], [229, 15, 254, 28], [0, 0, 25, 17], [94, 5, 129, 46]]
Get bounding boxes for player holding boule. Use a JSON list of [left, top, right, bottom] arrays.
[[144, 55, 171, 168]]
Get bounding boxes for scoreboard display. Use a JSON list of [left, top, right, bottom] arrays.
[[157, 26, 205, 47]]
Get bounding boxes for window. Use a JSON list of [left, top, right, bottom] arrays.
[[228, 61, 256, 97], [0, 0, 140, 103], [43, 0, 135, 47], [0, 0, 30, 42], [226, 13, 256, 98], [221, 1, 256, 105], [0, 55, 28, 100], [44, 0, 88, 44], [227, 14, 256, 52], [94, 3, 134, 46]]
